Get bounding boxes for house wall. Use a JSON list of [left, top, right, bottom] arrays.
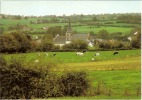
[[66, 41, 71, 44], [54, 44, 65, 49]]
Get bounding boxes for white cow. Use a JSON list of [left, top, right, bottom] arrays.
[[92, 57, 95, 61], [76, 52, 84, 56], [95, 53, 100, 56]]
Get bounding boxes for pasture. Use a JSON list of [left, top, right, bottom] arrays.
[[3, 49, 140, 63], [0, 18, 134, 34], [72, 26, 133, 34], [2, 49, 141, 99], [49, 70, 141, 99]]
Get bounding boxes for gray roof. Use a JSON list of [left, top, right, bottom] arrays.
[[71, 34, 88, 41], [53, 36, 66, 44]]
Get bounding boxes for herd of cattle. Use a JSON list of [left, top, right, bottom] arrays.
[[34, 51, 119, 63]]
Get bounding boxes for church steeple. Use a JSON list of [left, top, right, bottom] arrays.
[[66, 18, 72, 41], [67, 18, 72, 33]]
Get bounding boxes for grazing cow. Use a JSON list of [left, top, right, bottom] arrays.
[[34, 60, 39, 63], [95, 53, 100, 56], [53, 53, 56, 57], [92, 57, 95, 61], [44, 53, 48, 57], [82, 50, 86, 53], [113, 51, 118, 55], [76, 52, 84, 56]]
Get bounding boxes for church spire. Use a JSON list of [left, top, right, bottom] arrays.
[[67, 18, 72, 33]]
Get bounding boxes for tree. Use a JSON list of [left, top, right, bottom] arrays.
[[0, 34, 19, 53], [131, 31, 141, 48], [46, 26, 63, 37], [39, 34, 54, 51], [14, 15, 21, 20], [71, 40, 88, 50], [97, 29, 110, 40], [11, 32, 31, 52], [92, 16, 97, 22]]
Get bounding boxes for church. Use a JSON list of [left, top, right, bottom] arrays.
[[53, 20, 94, 48]]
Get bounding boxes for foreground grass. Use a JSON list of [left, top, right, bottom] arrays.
[[48, 95, 141, 100], [2, 50, 141, 99], [47, 70, 141, 99]]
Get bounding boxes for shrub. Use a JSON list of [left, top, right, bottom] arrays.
[[0, 32, 31, 53], [0, 57, 91, 98], [63, 40, 88, 50], [0, 34, 19, 53], [0, 55, 7, 66], [98, 41, 111, 49], [0, 57, 47, 99], [131, 31, 141, 48], [11, 32, 31, 52], [40, 40, 54, 51], [60, 71, 90, 96], [39, 34, 54, 51]]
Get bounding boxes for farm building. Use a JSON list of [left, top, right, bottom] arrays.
[[53, 19, 94, 48]]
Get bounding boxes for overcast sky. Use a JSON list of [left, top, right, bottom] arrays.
[[1, 0, 141, 16]]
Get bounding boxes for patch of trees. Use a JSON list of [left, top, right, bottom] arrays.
[[63, 40, 88, 50], [117, 14, 141, 24], [46, 26, 67, 37], [14, 15, 22, 20], [130, 30, 141, 48], [92, 16, 98, 22], [8, 24, 30, 31], [97, 40, 124, 50], [37, 19, 49, 24], [0, 32, 31, 53], [38, 34, 54, 51], [95, 28, 141, 50], [97, 29, 110, 40]]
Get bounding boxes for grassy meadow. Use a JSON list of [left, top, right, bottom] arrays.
[[3, 49, 140, 63], [0, 18, 135, 34], [1, 49, 141, 99], [72, 26, 133, 34]]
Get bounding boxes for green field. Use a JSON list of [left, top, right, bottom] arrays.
[[3, 49, 140, 63], [48, 69, 140, 99], [2, 49, 141, 99], [72, 26, 133, 34], [0, 18, 134, 34]]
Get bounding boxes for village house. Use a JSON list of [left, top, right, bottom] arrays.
[[53, 20, 94, 48]]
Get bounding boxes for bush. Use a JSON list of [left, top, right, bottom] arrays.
[[131, 32, 141, 48], [60, 71, 90, 96], [0, 55, 7, 66], [98, 41, 111, 49], [39, 34, 54, 51], [39, 41, 54, 51], [0, 34, 19, 53], [11, 32, 31, 52], [0, 57, 91, 98], [0, 57, 48, 99], [0, 32, 31, 53], [63, 40, 88, 50]]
